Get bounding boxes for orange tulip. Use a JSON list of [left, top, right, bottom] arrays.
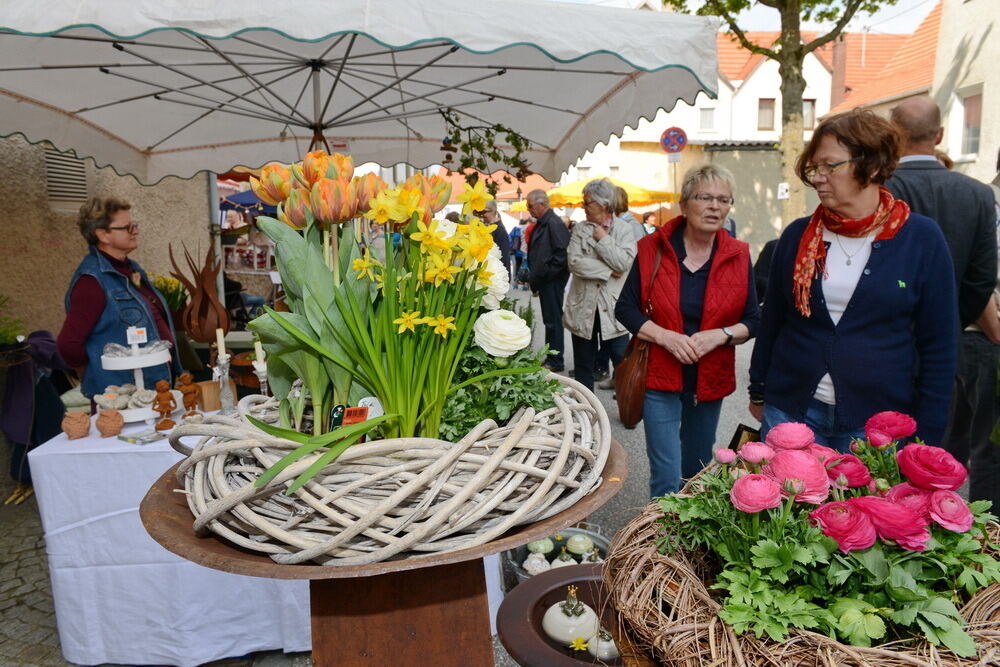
[[278, 186, 313, 229], [352, 173, 387, 214], [311, 177, 358, 225], [250, 163, 293, 205], [425, 176, 452, 213], [328, 153, 355, 182]]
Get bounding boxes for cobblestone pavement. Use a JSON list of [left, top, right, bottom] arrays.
[[1, 289, 753, 666]]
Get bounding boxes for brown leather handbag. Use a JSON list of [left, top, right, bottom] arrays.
[[614, 246, 662, 429]]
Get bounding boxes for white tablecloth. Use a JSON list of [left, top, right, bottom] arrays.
[[28, 417, 311, 667]]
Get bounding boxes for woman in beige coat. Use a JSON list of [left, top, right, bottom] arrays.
[[563, 177, 638, 391]]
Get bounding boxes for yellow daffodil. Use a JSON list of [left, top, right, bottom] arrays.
[[568, 637, 589, 652], [366, 188, 407, 225], [410, 219, 449, 254], [456, 180, 493, 216], [396, 184, 427, 221], [423, 251, 463, 287], [476, 262, 494, 287], [351, 249, 381, 281], [424, 314, 456, 338], [392, 310, 423, 334], [455, 232, 493, 267]]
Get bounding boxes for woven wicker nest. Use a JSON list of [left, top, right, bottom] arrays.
[[604, 501, 1000, 666], [168, 374, 611, 566]]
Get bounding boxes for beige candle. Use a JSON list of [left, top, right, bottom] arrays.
[[254, 340, 265, 362], [216, 328, 226, 355]]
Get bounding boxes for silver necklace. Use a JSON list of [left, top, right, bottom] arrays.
[[833, 232, 871, 266]]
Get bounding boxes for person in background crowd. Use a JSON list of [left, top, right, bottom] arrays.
[[444, 211, 461, 223], [887, 98, 999, 509], [526, 189, 571, 372], [753, 239, 779, 306], [58, 197, 181, 398], [642, 211, 657, 235], [509, 219, 527, 289], [614, 186, 647, 243], [480, 199, 512, 275], [564, 178, 636, 392], [750, 109, 957, 452], [616, 165, 758, 496], [934, 149, 954, 170]]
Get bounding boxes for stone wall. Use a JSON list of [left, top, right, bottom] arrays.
[[0, 136, 211, 335]]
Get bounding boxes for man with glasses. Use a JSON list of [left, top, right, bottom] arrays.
[[887, 96, 999, 512], [525, 189, 570, 372], [58, 197, 180, 399]]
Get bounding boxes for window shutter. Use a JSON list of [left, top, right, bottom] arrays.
[[44, 145, 91, 212]]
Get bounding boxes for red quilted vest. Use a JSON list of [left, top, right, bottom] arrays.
[[636, 216, 750, 401]]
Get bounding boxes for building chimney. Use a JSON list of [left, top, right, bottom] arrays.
[[831, 34, 848, 108]]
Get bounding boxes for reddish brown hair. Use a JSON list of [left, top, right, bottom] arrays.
[[78, 197, 132, 245], [796, 109, 901, 187]]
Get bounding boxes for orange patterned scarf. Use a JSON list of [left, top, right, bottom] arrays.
[[792, 186, 910, 317]]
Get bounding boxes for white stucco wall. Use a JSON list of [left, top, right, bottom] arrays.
[[0, 136, 212, 335], [932, 0, 999, 183]]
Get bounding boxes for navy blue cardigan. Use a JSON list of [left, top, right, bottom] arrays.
[[749, 213, 957, 444]]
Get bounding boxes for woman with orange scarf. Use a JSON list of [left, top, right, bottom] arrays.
[[749, 110, 957, 452]]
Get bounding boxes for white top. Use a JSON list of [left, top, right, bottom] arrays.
[[813, 228, 876, 405]]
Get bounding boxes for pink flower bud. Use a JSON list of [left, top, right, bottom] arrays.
[[714, 449, 737, 464]]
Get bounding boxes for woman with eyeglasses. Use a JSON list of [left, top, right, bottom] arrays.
[[616, 165, 759, 497], [749, 109, 957, 451], [58, 197, 180, 398]]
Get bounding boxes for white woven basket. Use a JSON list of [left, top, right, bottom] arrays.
[[168, 374, 611, 565]]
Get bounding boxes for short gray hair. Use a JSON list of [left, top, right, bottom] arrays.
[[526, 189, 549, 207], [481, 199, 498, 214], [680, 165, 736, 204], [581, 178, 616, 213]]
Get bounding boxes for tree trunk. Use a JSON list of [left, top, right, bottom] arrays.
[[778, 1, 808, 228]]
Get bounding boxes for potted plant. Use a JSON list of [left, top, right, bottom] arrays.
[[604, 414, 1000, 665]]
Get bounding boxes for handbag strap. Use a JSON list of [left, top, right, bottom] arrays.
[[642, 245, 663, 317]]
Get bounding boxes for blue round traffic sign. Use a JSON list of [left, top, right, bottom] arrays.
[[660, 126, 687, 153]]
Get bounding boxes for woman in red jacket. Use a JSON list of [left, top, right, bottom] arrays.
[[615, 165, 759, 496]]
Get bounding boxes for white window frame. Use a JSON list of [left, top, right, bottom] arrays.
[[948, 85, 984, 161]]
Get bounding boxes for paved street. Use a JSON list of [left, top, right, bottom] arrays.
[[0, 287, 756, 666]]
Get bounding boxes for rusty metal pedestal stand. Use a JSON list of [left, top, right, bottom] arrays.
[[140, 441, 626, 667]]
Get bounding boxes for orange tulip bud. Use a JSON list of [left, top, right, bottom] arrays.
[[327, 153, 355, 182], [425, 176, 453, 213], [291, 150, 331, 189], [278, 187, 313, 229], [250, 163, 293, 205], [352, 173, 387, 214], [311, 178, 358, 225]]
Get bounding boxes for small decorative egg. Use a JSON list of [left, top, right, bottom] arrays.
[[522, 551, 551, 576], [566, 533, 594, 555]]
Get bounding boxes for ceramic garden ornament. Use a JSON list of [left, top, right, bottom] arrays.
[[522, 551, 551, 576], [541, 585, 599, 644], [154, 379, 176, 431], [587, 628, 620, 660], [96, 409, 124, 437], [550, 546, 578, 568], [61, 411, 90, 439]]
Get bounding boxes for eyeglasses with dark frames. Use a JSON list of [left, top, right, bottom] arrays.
[[803, 156, 860, 181], [107, 223, 139, 234]]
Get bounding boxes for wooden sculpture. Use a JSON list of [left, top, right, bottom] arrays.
[[169, 243, 229, 343], [154, 379, 177, 431]]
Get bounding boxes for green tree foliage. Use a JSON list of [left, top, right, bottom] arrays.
[[663, 0, 899, 222]]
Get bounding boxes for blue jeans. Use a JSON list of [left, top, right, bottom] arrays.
[[761, 398, 865, 453], [643, 389, 722, 497]]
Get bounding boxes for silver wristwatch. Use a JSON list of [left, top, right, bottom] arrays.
[[721, 326, 734, 345]]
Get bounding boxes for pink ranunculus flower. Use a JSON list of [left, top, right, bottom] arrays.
[[730, 474, 782, 513], [807, 443, 840, 466], [809, 501, 877, 552], [885, 482, 933, 520], [826, 453, 872, 488], [765, 422, 815, 450], [897, 443, 968, 491], [738, 441, 775, 464], [848, 496, 931, 551], [928, 490, 974, 533], [762, 449, 830, 504], [865, 411, 918, 448], [714, 448, 737, 464]]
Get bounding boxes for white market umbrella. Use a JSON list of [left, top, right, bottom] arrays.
[[0, 0, 717, 183]]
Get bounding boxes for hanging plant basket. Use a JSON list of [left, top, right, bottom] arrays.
[[603, 500, 1000, 667], [168, 374, 611, 566]]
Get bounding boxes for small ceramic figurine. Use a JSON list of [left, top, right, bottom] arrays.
[[176, 372, 202, 416], [94, 389, 130, 410], [587, 628, 620, 660], [584, 547, 604, 564], [550, 546, 578, 568], [61, 411, 91, 439], [153, 379, 176, 431], [96, 409, 124, 437], [127, 389, 156, 409], [541, 585, 600, 644], [522, 551, 551, 577], [566, 533, 594, 556]]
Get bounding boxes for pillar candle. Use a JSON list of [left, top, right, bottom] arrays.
[[216, 328, 226, 355], [254, 340, 265, 362]]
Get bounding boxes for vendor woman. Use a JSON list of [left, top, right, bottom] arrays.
[[58, 197, 180, 397]]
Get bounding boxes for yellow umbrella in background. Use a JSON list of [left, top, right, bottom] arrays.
[[507, 176, 676, 212]]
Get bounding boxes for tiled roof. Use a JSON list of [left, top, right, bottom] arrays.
[[716, 30, 907, 93], [828, 1, 941, 113]]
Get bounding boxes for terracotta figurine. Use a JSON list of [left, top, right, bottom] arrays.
[[176, 372, 202, 416], [154, 379, 177, 431], [96, 409, 125, 438], [61, 411, 91, 440]]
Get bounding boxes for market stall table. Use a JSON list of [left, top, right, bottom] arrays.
[[140, 440, 627, 667], [27, 416, 311, 667]]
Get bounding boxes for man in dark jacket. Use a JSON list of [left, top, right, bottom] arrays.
[[887, 96, 999, 509], [526, 189, 570, 371]]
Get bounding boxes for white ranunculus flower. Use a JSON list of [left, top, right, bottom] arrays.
[[478, 253, 509, 309], [436, 218, 458, 240], [488, 242, 501, 260], [473, 309, 531, 357]]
